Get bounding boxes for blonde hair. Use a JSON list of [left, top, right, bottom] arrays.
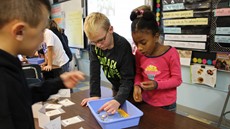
[[132, 5, 151, 12], [49, 19, 62, 32], [84, 12, 110, 38]]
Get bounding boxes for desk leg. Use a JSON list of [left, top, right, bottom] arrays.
[[217, 85, 230, 127]]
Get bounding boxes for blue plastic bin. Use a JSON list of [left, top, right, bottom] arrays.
[[87, 98, 143, 129], [27, 58, 44, 64]]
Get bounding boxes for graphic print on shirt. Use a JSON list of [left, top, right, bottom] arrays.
[[95, 47, 121, 79], [144, 65, 161, 80]]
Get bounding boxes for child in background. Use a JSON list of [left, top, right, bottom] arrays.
[[49, 20, 72, 68], [130, 6, 182, 111], [42, 28, 69, 72], [0, 0, 85, 128]]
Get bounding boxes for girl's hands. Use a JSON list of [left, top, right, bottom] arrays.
[[140, 80, 157, 91], [133, 85, 142, 102]]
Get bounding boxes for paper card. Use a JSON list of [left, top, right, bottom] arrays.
[[163, 18, 208, 26], [215, 35, 230, 43], [164, 40, 206, 49], [48, 89, 71, 100], [45, 108, 65, 117], [215, 8, 230, 16], [190, 64, 217, 87], [163, 3, 185, 11], [75, 48, 81, 59], [32, 102, 43, 118], [216, 27, 230, 35], [164, 27, 181, 34], [38, 107, 50, 128], [45, 104, 63, 110], [44, 117, 61, 129], [48, 94, 61, 101], [165, 34, 207, 42], [163, 10, 193, 19], [215, 52, 230, 71], [58, 99, 75, 107], [58, 89, 71, 97], [62, 115, 84, 127]]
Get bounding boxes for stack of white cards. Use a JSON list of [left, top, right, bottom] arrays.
[[37, 98, 84, 128]]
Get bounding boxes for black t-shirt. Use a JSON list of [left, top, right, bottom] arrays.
[[89, 32, 135, 104]]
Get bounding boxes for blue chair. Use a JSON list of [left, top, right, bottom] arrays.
[[22, 64, 43, 86]]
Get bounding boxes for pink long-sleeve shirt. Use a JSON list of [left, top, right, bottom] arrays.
[[135, 47, 182, 107]]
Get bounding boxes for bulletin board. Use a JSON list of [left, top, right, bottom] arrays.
[[159, 0, 230, 53], [51, 0, 85, 49], [209, 0, 230, 52], [161, 0, 212, 51]]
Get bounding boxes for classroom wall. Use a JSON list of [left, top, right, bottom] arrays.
[[75, 50, 230, 117], [178, 66, 230, 117]]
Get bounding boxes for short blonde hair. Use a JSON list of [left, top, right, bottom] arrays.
[[84, 12, 110, 38], [132, 5, 151, 12]]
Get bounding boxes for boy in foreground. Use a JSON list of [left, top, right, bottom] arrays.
[[0, 0, 84, 128]]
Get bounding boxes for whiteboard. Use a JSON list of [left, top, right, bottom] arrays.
[[87, 0, 145, 43], [52, 0, 85, 48]]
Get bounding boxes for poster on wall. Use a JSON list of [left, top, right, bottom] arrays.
[[190, 51, 217, 88], [177, 50, 192, 66], [51, 4, 65, 28], [56, 0, 85, 49], [215, 52, 230, 71], [190, 64, 217, 88]]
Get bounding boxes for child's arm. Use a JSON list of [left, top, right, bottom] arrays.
[[155, 48, 182, 90], [40, 54, 48, 67], [43, 46, 53, 71]]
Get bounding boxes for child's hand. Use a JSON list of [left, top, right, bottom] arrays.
[[39, 62, 47, 67], [81, 97, 100, 106], [140, 81, 157, 91], [98, 100, 120, 114], [133, 85, 142, 102], [43, 65, 52, 71], [60, 70, 85, 88]]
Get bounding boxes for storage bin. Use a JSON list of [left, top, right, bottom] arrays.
[[87, 98, 143, 129], [27, 58, 44, 64]]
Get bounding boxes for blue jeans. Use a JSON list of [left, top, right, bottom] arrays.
[[61, 62, 69, 72], [161, 102, 177, 112]]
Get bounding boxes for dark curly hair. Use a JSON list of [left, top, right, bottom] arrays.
[[130, 10, 159, 35]]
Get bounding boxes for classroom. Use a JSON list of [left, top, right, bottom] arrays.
[[1, 0, 230, 129]]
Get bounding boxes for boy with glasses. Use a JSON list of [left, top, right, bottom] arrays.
[[81, 12, 135, 114]]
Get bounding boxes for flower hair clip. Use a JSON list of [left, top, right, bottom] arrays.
[[135, 9, 144, 16]]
